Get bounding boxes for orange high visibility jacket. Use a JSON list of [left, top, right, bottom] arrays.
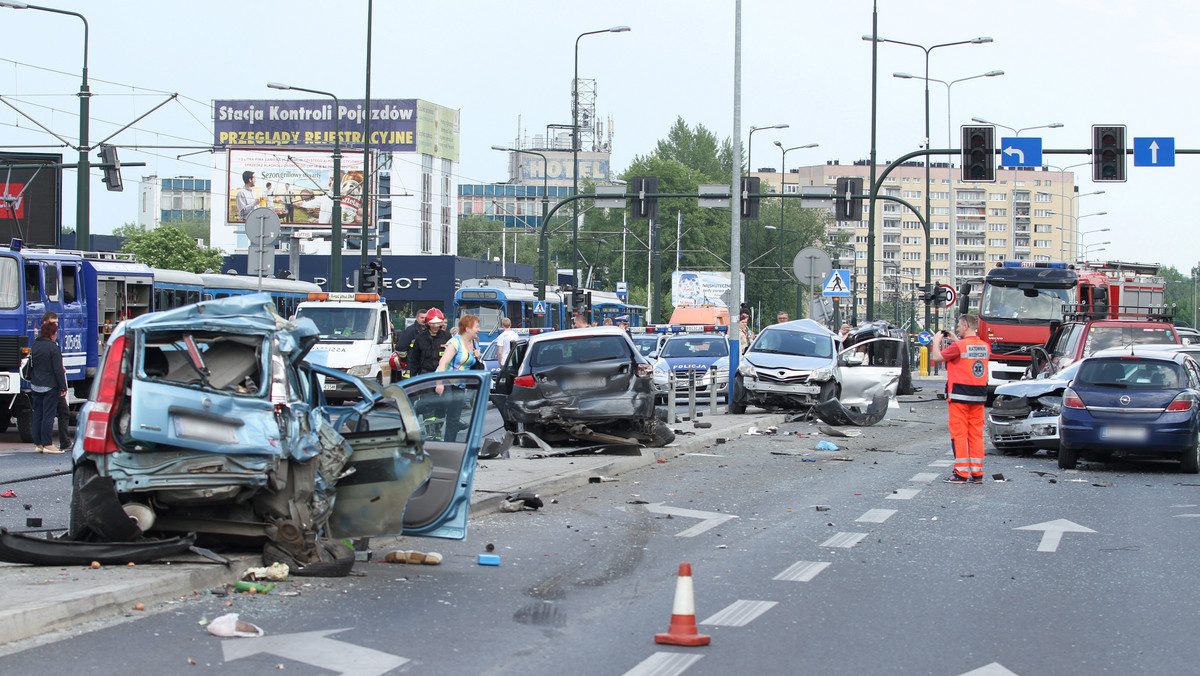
[[944, 335, 990, 404]]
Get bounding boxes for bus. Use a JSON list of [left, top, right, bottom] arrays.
[[454, 278, 645, 344]]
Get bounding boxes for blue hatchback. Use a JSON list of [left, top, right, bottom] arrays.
[[1059, 347, 1200, 473]]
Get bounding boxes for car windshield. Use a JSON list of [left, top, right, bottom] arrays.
[[752, 328, 833, 358], [1083, 326, 1178, 356], [660, 336, 728, 359], [530, 335, 631, 366], [980, 284, 1072, 321], [458, 304, 504, 334], [482, 341, 500, 360], [632, 337, 659, 357], [294, 307, 376, 340], [1076, 358, 1185, 389]]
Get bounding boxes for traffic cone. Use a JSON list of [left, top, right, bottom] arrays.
[[654, 562, 711, 646]]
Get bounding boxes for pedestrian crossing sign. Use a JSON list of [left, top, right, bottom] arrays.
[[822, 270, 851, 298], [533, 301, 547, 315]]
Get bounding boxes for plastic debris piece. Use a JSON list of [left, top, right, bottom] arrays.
[[206, 613, 264, 638], [0, 490, 15, 498], [234, 581, 275, 594], [814, 505, 831, 512], [478, 554, 501, 566], [746, 426, 761, 436], [498, 499, 524, 512], [815, 440, 839, 451], [589, 476, 618, 483], [243, 562, 290, 582], [385, 550, 441, 565]]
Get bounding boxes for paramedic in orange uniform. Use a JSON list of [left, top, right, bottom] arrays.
[[930, 314, 990, 484]]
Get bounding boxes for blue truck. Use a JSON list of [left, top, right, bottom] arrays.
[[0, 239, 153, 442]]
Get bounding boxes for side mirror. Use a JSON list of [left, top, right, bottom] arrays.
[[841, 351, 865, 366]]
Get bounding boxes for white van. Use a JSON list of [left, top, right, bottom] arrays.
[[295, 293, 393, 402]]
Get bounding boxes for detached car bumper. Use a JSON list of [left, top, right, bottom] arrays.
[[987, 413, 1060, 452], [506, 389, 656, 425]]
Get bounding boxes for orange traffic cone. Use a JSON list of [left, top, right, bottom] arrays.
[[654, 563, 711, 646]]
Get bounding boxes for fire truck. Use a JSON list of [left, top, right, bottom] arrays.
[[957, 260, 1166, 387]]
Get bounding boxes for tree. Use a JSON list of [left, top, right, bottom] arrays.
[[119, 224, 224, 272], [457, 215, 540, 268]]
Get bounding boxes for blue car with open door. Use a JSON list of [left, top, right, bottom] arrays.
[[70, 293, 489, 574]]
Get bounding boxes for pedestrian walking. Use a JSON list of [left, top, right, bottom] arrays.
[[493, 317, 519, 365], [29, 320, 67, 454], [930, 314, 990, 483]]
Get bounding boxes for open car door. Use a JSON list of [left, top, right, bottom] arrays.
[[837, 336, 904, 409], [326, 369, 489, 541]]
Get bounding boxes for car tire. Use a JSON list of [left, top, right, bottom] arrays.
[[729, 376, 747, 414], [1058, 444, 1078, 470], [69, 463, 142, 542], [645, 420, 676, 448], [1180, 431, 1200, 474], [16, 407, 33, 443], [263, 539, 355, 578]]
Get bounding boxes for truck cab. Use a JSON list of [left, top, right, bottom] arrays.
[[295, 292, 393, 403]]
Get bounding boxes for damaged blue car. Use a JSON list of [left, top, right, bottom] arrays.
[[69, 293, 488, 574]]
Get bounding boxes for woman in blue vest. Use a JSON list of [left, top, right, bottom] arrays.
[[432, 315, 482, 442]]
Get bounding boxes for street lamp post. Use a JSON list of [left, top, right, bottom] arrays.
[[573, 25, 630, 291], [1051, 212, 1107, 262], [1082, 241, 1111, 259], [872, 32, 995, 324], [747, 123, 788, 176], [970, 118, 1064, 137], [1043, 178, 1102, 262], [492, 145, 550, 326], [268, 82, 342, 290], [1055, 222, 1108, 263], [2, 2, 90, 248], [773, 141, 818, 317]]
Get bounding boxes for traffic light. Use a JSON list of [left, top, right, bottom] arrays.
[[359, 261, 381, 293], [1092, 125, 1127, 182], [740, 176, 761, 220], [630, 177, 659, 221], [960, 125, 995, 182], [835, 177, 863, 221], [97, 144, 123, 192]]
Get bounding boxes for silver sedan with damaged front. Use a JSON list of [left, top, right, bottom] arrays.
[[70, 293, 489, 576], [987, 361, 1081, 456], [730, 319, 903, 425]]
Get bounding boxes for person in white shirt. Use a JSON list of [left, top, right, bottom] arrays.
[[236, 171, 257, 220], [493, 317, 519, 364]]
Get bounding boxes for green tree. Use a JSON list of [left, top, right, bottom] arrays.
[[1162, 265, 1197, 328], [119, 224, 224, 272], [457, 215, 540, 268]]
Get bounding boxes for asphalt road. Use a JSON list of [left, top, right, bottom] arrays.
[[3, 393, 1199, 674]]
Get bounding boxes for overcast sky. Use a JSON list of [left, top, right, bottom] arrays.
[[2, 0, 1196, 273]]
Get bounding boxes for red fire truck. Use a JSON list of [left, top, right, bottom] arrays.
[[957, 261, 1166, 388]]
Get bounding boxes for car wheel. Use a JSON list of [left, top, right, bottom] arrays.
[[263, 538, 355, 578], [729, 375, 747, 414], [69, 463, 142, 542], [1058, 444, 1078, 470], [1180, 430, 1200, 474], [16, 407, 33, 443], [645, 419, 676, 448]]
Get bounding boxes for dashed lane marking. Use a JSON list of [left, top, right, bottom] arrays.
[[700, 600, 778, 627], [856, 509, 897, 523], [623, 652, 703, 676], [887, 488, 921, 500], [773, 561, 831, 582], [821, 532, 868, 548], [910, 472, 940, 482]]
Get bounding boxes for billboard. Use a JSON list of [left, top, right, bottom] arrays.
[[517, 151, 610, 186], [0, 153, 62, 247], [213, 98, 459, 161], [672, 271, 744, 309], [226, 148, 365, 226]]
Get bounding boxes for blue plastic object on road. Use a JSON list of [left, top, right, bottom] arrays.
[[478, 554, 501, 566], [815, 440, 839, 451]]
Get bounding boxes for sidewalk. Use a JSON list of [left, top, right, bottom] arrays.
[[0, 410, 783, 646]]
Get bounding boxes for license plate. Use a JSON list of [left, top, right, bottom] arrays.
[[565, 377, 606, 390], [174, 416, 239, 444], [1100, 425, 1149, 442]]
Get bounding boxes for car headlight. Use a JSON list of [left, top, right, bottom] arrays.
[[808, 367, 834, 382], [738, 361, 756, 378], [712, 357, 729, 373], [0, 374, 8, 390], [654, 361, 669, 374], [347, 365, 372, 376]]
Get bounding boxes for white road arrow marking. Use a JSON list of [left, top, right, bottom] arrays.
[[1014, 518, 1096, 552], [959, 662, 1020, 676], [639, 502, 738, 537], [1003, 146, 1025, 164], [222, 628, 407, 676], [1150, 140, 1160, 164]]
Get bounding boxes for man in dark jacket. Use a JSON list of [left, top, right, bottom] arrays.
[[394, 309, 427, 379], [29, 319, 68, 454], [41, 311, 72, 451], [408, 308, 450, 377]]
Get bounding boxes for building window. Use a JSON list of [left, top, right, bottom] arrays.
[[1035, 193, 1052, 202], [1034, 239, 1051, 248], [1034, 224, 1052, 233], [989, 223, 1007, 232]]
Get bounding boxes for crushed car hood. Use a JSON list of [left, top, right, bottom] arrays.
[[744, 353, 831, 371], [993, 376, 1072, 399]]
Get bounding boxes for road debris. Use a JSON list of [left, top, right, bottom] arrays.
[[815, 440, 839, 451], [385, 550, 443, 565], [478, 554, 501, 566], [589, 476, 619, 483], [243, 562, 290, 582], [818, 426, 862, 438], [207, 613, 264, 638]]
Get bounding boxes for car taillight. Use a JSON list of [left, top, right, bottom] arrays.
[[1166, 392, 1195, 412], [637, 363, 652, 378], [514, 374, 536, 388], [1062, 387, 1086, 410], [83, 334, 128, 454]]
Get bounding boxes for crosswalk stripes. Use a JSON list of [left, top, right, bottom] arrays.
[[699, 600, 778, 627], [856, 508, 897, 523], [910, 472, 940, 482], [887, 488, 922, 500], [773, 560, 831, 582], [928, 459, 954, 467], [820, 531, 868, 548], [622, 652, 704, 676]]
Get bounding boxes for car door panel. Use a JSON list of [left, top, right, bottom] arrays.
[[839, 337, 903, 407]]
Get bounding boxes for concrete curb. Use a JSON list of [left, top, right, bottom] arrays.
[[467, 413, 786, 519], [0, 555, 257, 645]]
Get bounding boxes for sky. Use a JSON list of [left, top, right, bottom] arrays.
[[2, 0, 1197, 273]]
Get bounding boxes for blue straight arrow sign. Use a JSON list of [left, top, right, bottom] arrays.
[[1134, 137, 1175, 166]]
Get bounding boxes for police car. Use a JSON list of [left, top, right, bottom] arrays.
[[644, 325, 730, 402]]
